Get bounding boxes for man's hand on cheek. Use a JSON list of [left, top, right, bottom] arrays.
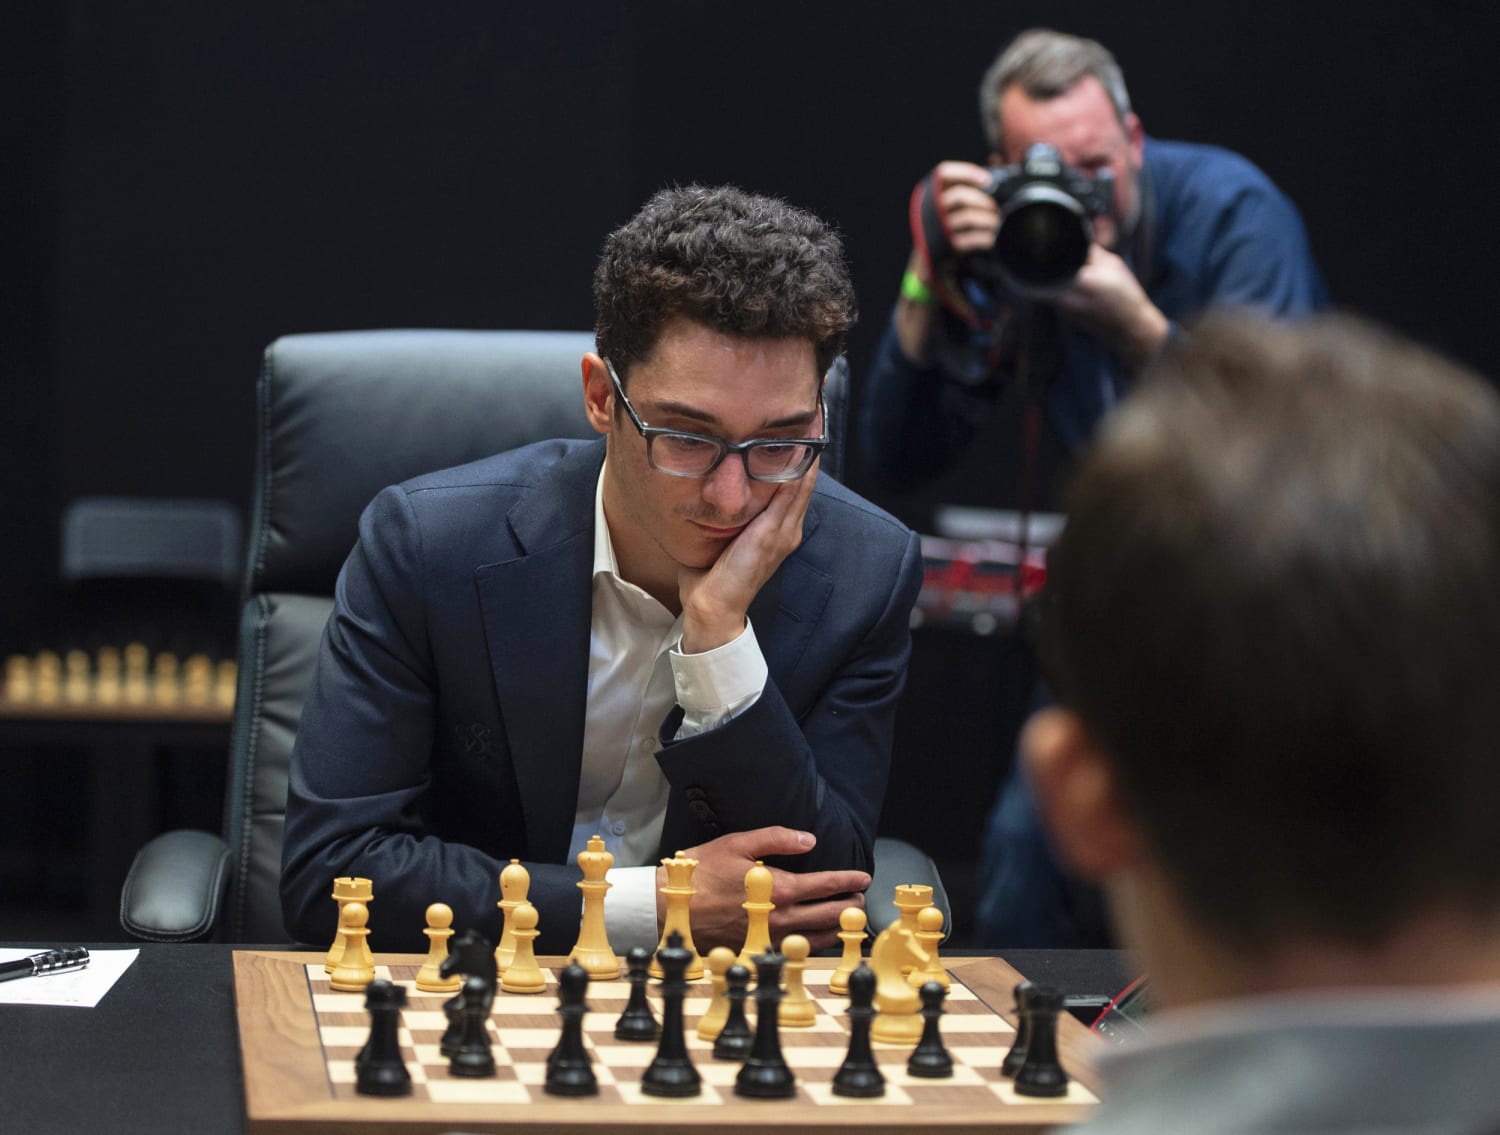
[[679, 461, 819, 654]]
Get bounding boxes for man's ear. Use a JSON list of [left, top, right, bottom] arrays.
[[1023, 706, 1139, 880], [1124, 111, 1145, 168], [581, 353, 613, 436]]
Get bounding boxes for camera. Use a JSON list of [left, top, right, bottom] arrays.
[[983, 143, 1115, 296]]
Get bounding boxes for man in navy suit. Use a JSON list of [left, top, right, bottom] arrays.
[[281, 186, 924, 954]]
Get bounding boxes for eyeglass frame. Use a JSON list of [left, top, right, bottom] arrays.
[[602, 357, 829, 483]]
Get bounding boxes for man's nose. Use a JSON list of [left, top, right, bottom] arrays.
[[700, 453, 753, 514]]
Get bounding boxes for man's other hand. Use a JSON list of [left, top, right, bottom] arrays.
[[661, 826, 871, 953]]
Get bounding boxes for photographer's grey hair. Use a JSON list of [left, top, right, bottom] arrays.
[[980, 29, 1134, 154]]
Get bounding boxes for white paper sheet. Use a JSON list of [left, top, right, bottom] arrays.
[[0, 947, 139, 1008]]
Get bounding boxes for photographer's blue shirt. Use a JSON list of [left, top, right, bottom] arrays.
[[860, 137, 1328, 488]]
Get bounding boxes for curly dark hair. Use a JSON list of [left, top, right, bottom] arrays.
[[593, 185, 856, 383]]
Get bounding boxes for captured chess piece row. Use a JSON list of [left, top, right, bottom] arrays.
[[2, 645, 235, 710]]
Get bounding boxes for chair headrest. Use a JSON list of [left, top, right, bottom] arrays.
[[250, 329, 597, 595]]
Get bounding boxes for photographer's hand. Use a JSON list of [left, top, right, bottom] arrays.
[[1056, 244, 1169, 371], [930, 161, 1001, 255], [895, 161, 997, 364]]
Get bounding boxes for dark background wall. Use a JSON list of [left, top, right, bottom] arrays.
[[5, 0, 1498, 930]]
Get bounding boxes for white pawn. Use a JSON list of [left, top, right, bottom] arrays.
[[325, 876, 374, 974], [907, 905, 951, 990], [64, 650, 91, 705], [34, 651, 61, 705], [495, 858, 530, 972], [95, 647, 121, 705], [328, 901, 375, 992], [829, 906, 867, 996], [214, 659, 236, 709], [737, 860, 775, 967], [696, 946, 738, 1041], [4, 654, 33, 704], [501, 902, 547, 994], [415, 903, 463, 993], [779, 934, 817, 1027]]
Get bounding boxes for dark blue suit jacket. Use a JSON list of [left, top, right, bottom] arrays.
[[281, 438, 923, 952]]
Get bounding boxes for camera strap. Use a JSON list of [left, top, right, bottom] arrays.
[[908, 171, 991, 332], [910, 168, 1060, 592]]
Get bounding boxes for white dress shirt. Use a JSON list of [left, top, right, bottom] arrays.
[[568, 465, 767, 949]]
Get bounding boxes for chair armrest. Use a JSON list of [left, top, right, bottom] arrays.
[[119, 829, 231, 942], [867, 836, 951, 937]]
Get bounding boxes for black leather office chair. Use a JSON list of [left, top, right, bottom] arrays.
[[120, 329, 945, 943]]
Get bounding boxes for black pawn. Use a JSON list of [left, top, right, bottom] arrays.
[[831, 963, 884, 1098], [448, 974, 496, 1077], [734, 950, 795, 1099], [355, 979, 412, 1097], [545, 963, 598, 1096], [642, 931, 701, 1097], [907, 981, 954, 1078], [712, 963, 755, 1061], [1013, 985, 1070, 1098], [614, 946, 660, 1041], [1001, 981, 1034, 1077]]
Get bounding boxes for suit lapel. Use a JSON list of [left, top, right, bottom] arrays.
[[475, 442, 602, 865]]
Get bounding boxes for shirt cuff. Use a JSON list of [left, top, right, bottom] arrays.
[[669, 619, 767, 736], [602, 865, 660, 953]]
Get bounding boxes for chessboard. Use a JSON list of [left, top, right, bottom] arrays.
[[234, 950, 1101, 1135]]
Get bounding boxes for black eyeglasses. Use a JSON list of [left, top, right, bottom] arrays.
[[604, 358, 828, 483]]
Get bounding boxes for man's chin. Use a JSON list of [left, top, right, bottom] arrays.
[[671, 539, 727, 572]]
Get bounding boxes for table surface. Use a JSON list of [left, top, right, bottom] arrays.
[[0, 943, 1129, 1135]]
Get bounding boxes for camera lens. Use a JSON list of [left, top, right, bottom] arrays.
[[994, 188, 1092, 294]]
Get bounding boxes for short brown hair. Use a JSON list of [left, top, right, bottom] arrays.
[[593, 184, 856, 383], [1042, 312, 1500, 952]]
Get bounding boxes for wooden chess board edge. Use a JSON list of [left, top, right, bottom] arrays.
[[945, 956, 1104, 1098], [234, 950, 1101, 1135]]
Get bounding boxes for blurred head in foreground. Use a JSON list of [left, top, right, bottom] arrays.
[[1027, 311, 1500, 1007]]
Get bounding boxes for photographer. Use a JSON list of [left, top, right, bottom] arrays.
[[861, 29, 1326, 948], [863, 27, 1325, 486]]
